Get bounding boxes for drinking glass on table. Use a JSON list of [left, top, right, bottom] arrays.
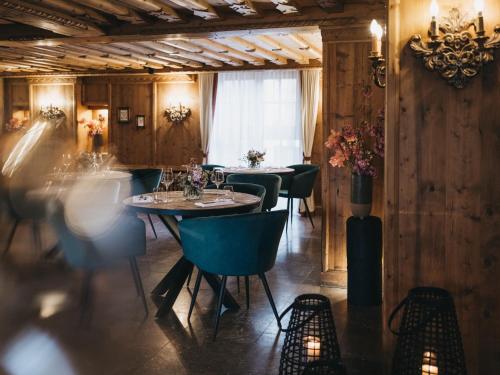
[[153, 187, 161, 203], [223, 185, 234, 201], [161, 168, 174, 202], [211, 168, 225, 196], [62, 153, 72, 172]]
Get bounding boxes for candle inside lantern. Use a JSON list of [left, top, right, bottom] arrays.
[[304, 336, 321, 362], [475, 0, 485, 34], [429, 0, 439, 37], [422, 351, 438, 375], [369, 19, 383, 56]]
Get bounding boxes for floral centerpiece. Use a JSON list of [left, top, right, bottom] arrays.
[[179, 167, 209, 200], [164, 104, 191, 125], [325, 109, 384, 217], [5, 117, 28, 133], [243, 149, 266, 168]]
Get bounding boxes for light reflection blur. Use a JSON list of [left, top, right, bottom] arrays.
[[1, 328, 76, 375], [1, 121, 48, 177], [35, 291, 69, 319]]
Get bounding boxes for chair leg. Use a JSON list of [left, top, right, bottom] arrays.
[[303, 198, 315, 229], [285, 198, 290, 232], [290, 199, 294, 225], [237, 276, 240, 294], [129, 257, 140, 296], [213, 275, 227, 341], [186, 268, 193, 287], [147, 214, 158, 239], [80, 271, 94, 324], [259, 273, 281, 330], [188, 270, 203, 321], [245, 276, 250, 310], [3, 219, 19, 256], [130, 257, 148, 315]]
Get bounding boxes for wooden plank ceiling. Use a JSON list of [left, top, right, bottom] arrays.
[[0, 0, 370, 74]]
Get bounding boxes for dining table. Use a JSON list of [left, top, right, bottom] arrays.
[[222, 167, 294, 175], [124, 190, 262, 318]]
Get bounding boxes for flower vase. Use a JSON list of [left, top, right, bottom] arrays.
[[350, 174, 372, 218], [248, 161, 261, 169], [184, 186, 202, 200], [92, 134, 104, 153]]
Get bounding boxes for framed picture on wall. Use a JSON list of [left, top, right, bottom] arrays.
[[136, 115, 145, 129], [118, 107, 130, 123]]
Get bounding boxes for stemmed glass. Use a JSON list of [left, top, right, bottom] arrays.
[[62, 153, 72, 172], [211, 168, 225, 198], [161, 168, 174, 202]]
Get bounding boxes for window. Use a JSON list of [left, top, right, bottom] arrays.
[[209, 70, 302, 167]]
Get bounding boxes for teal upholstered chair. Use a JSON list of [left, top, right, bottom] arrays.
[[201, 164, 224, 171], [279, 164, 320, 228], [180, 210, 287, 339], [47, 200, 148, 319], [226, 174, 281, 211], [130, 168, 163, 239]]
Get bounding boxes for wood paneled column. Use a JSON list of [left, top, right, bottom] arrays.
[[320, 25, 385, 287]]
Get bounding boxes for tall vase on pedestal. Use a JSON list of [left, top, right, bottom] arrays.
[[92, 134, 103, 153], [350, 174, 372, 218]]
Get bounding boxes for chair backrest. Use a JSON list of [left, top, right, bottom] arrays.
[[207, 182, 266, 212], [179, 210, 287, 276], [226, 173, 281, 211], [201, 164, 224, 172], [129, 168, 162, 195], [287, 164, 320, 198]]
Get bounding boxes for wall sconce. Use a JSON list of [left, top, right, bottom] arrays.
[[410, 0, 500, 88], [164, 103, 191, 125], [369, 19, 386, 88], [39, 105, 65, 120]]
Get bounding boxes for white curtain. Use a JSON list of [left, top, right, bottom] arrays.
[[209, 70, 302, 167], [299, 69, 321, 213], [198, 73, 215, 163]]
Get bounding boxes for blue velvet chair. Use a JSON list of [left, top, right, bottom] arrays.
[[201, 164, 224, 172], [226, 174, 281, 211], [129, 168, 163, 239], [279, 164, 320, 228], [47, 200, 148, 319], [180, 210, 287, 339]]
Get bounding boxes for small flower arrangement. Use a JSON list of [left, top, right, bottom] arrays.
[[39, 105, 65, 120], [164, 104, 191, 124], [325, 109, 384, 177], [5, 117, 28, 132], [179, 167, 209, 200], [243, 149, 266, 168], [80, 118, 104, 137]]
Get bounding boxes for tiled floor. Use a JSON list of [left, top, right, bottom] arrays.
[[0, 206, 384, 375]]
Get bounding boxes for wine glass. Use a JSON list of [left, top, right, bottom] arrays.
[[223, 185, 234, 201], [62, 153, 72, 172], [211, 168, 225, 195], [162, 168, 174, 202]]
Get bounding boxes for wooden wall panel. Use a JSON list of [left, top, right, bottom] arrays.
[[155, 80, 203, 166], [110, 82, 154, 165], [321, 26, 385, 286], [385, 0, 500, 373]]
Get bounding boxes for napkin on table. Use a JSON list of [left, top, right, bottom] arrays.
[[133, 195, 154, 203], [195, 199, 234, 208]]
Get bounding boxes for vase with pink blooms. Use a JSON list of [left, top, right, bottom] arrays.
[[325, 109, 384, 218]]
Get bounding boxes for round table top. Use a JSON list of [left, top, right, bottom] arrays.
[[50, 170, 131, 181], [222, 167, 294, 175], [124, 190, 261, 216]]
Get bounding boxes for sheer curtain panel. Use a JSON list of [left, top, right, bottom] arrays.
[[208, 70, 302, 167], [198, 73, 216, 163]]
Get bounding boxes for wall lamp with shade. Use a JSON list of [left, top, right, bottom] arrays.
[[410, 0, 500, 88], [369, 19, 386, 88]]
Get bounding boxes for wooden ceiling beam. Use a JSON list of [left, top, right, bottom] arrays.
[[223, 0, 258, 17], [192, 38, 265, 65], [139, 41, 223, 67], [0, 0, 104, 37], [19, 47, 109, 70], [287, 33, 322, 59], [59, 45, 142, 68], [226, 36, 287, 65], [34, 46, 126, 69], [116, 0, 182, 22], [0, 50, 77, 70], [30, 0, 110, 24], [254, 34, 309, 64], [70, 0, 145, 24], [157, 41, 227, 67], [112, 43, 202, 68], [78, 44, 163, 69], [164, 40, 244, 66], [167, 0, 219, 20]]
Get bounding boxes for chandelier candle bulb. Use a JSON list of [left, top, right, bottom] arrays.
[[370, 19, 383, 56], [429, 0, 439, 38], [304, 336, 321, 362], [475, 0, 485, 34]]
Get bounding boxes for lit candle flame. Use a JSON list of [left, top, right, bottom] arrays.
[[474, 0, 484, 14], [430, 0, 439, 18], [370, 19, 383, 39]]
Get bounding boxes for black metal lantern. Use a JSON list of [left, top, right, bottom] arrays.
[[279, 294, 344, 375], [389, 287, 467, 375]]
